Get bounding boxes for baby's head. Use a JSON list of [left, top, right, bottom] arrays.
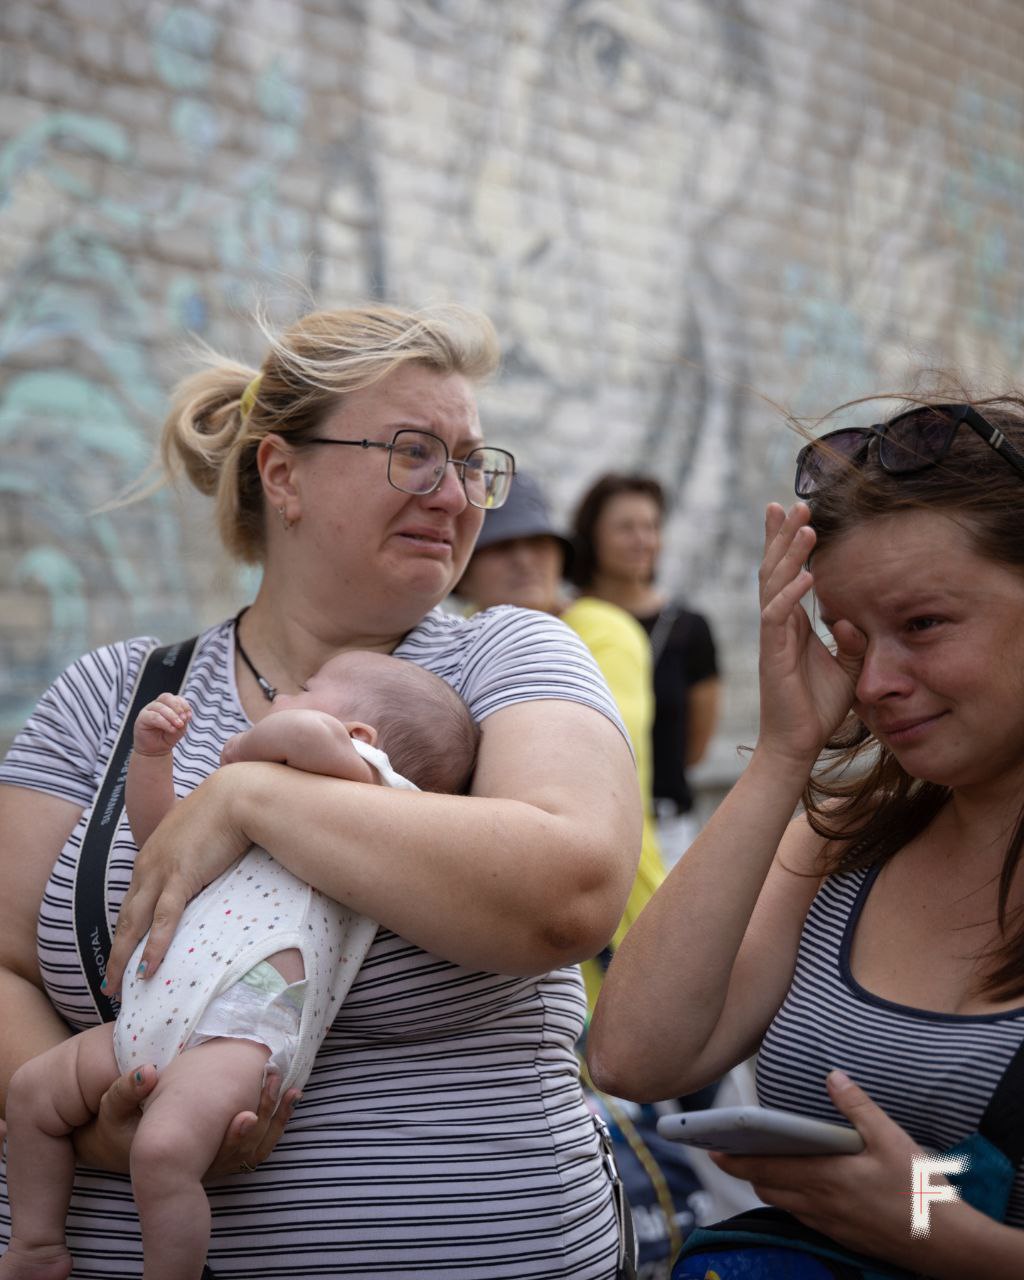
[[298, 651, 479, 794]]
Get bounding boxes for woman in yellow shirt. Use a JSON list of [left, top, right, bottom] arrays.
[[454, 472, 665, 1010]]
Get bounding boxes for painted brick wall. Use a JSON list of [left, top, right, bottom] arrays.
[[2, 0, 1022, 797]]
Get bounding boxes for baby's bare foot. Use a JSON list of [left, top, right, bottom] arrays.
[[0, 1240, 73, 1280]]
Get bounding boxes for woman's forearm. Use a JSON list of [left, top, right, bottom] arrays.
[[587, 746, 818, 1100], [216, 702, 642, 976], [107, 701, 642, 989], [230, 763, 636, 976], [921, 1206, 1024, 1280], [0, 968, 72, 1115], [590, 504, 863, 1099], [868, 1191, 1024, 1280]]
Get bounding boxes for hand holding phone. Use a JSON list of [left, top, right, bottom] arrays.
[[656, 1105, 865, 1157]]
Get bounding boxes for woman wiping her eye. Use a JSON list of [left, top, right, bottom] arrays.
[[589, 395, 1024, 1279]]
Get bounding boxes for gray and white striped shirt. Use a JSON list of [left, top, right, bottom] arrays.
[[1, 606, 626, 1278]]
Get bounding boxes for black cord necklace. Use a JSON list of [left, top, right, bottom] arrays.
[[233, 608, 277, 702]]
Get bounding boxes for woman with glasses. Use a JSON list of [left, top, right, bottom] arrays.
[[589, 398, 1024, 1278], [0, 304, 641, 1279]]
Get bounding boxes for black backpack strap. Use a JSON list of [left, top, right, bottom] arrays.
[[73, 637, 197, 1023], [978, 1037, 1024, 1166]]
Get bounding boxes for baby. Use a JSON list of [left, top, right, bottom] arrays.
[[0, 650, 479, 1280]]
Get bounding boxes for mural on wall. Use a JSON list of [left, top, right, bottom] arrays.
[[360, 0, 778, 594], [1, 0, 1023, 751], [0, 4, 329, 732], [944, 82, 1024, 375], [0, 113, 189, 727]]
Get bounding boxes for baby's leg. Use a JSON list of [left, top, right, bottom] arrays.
[[0, 1024, 120, 1280], [130, 1037, 271, 1280], [264, 947, 303, 984]]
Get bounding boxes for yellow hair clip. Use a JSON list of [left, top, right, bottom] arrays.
[[239, 373, 263, 421]]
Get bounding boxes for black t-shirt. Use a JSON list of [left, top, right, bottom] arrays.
[[637, 603, 718, 814]]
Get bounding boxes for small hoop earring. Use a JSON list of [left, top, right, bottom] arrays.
[[278, 506, 294, 531]]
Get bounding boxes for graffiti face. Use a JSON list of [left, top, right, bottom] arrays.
[[369, 1, 774, 504], [4, 0, 1021, 751], [0, 7, 317, 733]]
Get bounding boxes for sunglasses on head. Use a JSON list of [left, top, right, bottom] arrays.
[[794, 402, 1024, 499]]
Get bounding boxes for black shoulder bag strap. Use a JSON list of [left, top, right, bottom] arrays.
[[594, 1112, 639, 1280], [73, 636, 197, 1025]]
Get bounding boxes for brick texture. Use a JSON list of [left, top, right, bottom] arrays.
[[1, 0, 1022, 810]]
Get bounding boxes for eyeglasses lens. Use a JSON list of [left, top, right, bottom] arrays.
[[389, 432, 446, 493], [388, 431, 514, 509], [878, 411, 958, 474], [463, 449, 513, 509], [795, 428, 868, 497]]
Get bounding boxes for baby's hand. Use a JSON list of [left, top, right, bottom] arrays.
[[133, 694, 192, 756]]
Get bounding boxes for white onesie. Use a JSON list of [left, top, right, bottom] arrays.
[[113, 741, 414, 1096]]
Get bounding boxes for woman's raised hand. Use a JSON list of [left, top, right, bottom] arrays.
[[104, 766, 253, 992], [758, 503, 864, 767]]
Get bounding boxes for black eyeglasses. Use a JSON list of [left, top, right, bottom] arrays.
[[794, 402, 1024, 498], [305, 428, 516, 510]]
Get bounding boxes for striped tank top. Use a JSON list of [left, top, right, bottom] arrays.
[[756, 865, 1024, 1226]]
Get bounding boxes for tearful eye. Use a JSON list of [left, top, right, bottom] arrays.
[[564, 14, 660, 116], [394, 443, 432, 464]]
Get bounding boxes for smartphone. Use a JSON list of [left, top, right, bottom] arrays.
[[655, 1105, 864, 1156]]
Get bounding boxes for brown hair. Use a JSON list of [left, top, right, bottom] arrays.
[[345, 658, 480, 795], [160, 304, 500, 563], [801, 393, 1024, 999], [568, 473, 666, 590]]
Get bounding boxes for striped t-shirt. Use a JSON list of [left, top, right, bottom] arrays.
[[0, 606, 627, 1278], [756, 864, 1024, 1226]]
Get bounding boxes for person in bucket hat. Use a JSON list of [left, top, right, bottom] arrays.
[[456, 472, 667, 1012]]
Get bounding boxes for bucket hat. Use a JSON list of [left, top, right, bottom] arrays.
[[471, 472, 574, 567]]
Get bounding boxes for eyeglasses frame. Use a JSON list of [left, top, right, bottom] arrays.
[[304, 428, 516, 509], [795, 402, 1024, 498]]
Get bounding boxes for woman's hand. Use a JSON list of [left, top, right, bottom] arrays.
[[204, 1074, 302, 1179], [757, 503, 864, 766], [73, 1063, 297, 1179], [72, 1062, 159, 1171], [709, 1071, 942, 1272], [104, 766, 252, 991]]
